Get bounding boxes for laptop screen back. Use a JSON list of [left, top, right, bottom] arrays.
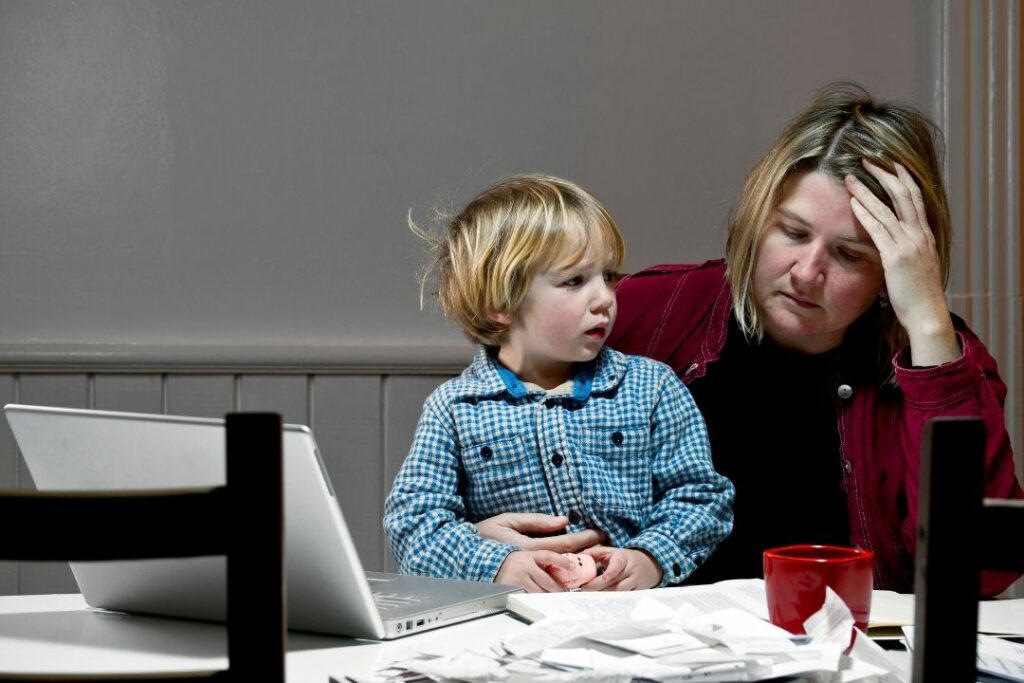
[[5, 404, 386, 637]]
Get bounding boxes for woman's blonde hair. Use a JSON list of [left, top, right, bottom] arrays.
[[412, 173, 625, 346], [726, 82, 951, 368]]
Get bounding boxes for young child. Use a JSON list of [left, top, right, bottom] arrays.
[[384, 174, 734, 592]]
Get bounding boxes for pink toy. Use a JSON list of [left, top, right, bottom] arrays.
[[547, 552, 598, 589]]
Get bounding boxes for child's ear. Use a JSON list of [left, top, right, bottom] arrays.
[[487, 310, 514, 326]]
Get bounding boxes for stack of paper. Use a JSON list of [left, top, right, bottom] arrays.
[[369, 587, 908, 682]]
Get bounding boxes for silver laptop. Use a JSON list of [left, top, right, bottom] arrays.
[[4, 404, 520, 640]]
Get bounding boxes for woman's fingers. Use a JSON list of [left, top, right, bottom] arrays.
[[533, 527, 605, 553], [894, 163, 932, 241], [844, 174, 897, 245], [849, 196, 895, 253], [860, 159, 919, 233]]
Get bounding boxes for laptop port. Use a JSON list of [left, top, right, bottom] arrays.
[[416, 619, 425, 627]]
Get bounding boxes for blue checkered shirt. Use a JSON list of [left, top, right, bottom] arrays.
[[383, 346, 734, 586]]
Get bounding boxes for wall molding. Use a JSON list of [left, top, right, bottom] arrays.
[[0, 343, 473, 375]]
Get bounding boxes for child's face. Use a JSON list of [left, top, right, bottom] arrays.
[[495, 251, 618, 389]]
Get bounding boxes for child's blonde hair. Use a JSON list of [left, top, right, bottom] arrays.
[[413, 173, 625, 346]]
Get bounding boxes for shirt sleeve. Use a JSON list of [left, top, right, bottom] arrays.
[[893, 326, 1023, 596], [624, 364, 735, 586], [383, 390, 516, 581]]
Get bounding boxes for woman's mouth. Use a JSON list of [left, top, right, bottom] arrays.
[[781, 292, 819, 309]]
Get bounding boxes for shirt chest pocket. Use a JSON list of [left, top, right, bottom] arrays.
[[577, 425, 652, 513], [461, 435, 546, 517]]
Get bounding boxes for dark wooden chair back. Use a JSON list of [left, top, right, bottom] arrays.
[[912, 416, 1024, 682], [0, 412, 286, 682]]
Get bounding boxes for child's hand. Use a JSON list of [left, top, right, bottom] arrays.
[[579, 546, 663, 591], [494, 550, 576, 592], [546, 552, 598, 589]]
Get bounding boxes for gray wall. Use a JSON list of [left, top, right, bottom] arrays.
[[1, 1, 1019, 595], [0, 0, 932, 348]]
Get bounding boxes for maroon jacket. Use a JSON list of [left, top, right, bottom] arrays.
[[608, 259, 1023, 595]]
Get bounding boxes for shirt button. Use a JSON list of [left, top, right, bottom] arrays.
[[480, 446, 493, 460], [567, 510, 581, 525], [672, 563, 681, 576], [611, 431, 624, 446], [550, 452, 563, 467], [837, 384, 853, 400], [842, 459, 852, 474], [544, 399, 556, 408]]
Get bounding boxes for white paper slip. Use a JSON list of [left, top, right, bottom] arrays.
[[507, 578, 769, 624]]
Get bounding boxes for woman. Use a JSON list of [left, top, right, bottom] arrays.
[[478, 83, 1022, 595]]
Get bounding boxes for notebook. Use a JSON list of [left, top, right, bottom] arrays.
[[4, 403, 520, 640]]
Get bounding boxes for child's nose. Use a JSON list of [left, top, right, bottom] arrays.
[[591, 282, 615, 312]]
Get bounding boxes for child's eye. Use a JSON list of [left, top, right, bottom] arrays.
[[560, 275, 584, 287], [604, 271, 624, 284]]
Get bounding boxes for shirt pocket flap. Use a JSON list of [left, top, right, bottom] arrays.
[[579, 425, 649, 454], [463, 434, 527, 472]]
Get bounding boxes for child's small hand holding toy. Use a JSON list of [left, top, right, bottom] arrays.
[[546, 552, 598, 589]]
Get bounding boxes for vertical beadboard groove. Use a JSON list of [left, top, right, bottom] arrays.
[[160, 373, 169, 414], [8, 374, 22, 595], [306, 374, 315, 431], [379, 374, 390, 571], [86, 374, 95, 409]]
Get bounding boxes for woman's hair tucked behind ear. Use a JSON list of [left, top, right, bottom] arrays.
[[411, 173, 625, 346], [725, 82, 951, 373]]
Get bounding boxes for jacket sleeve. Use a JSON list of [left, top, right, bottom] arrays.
[[625, 364, 735, 586], [894, 322, 1023, 596], [383, 391, 516, 581]]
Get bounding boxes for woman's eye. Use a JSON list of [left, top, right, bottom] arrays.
[[837, 249, 861, 263], [781, 225, 806, 240]]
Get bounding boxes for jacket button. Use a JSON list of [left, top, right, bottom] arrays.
[[837, 384, 853, 400], [550, 452, 563, 467], [842, 459, 852, 474], [611, 431, 624, 446], [480, 446, 493, 460], [567, 510, 581, 525]]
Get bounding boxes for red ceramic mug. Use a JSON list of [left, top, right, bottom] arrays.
[[763, 544, 874, 635]]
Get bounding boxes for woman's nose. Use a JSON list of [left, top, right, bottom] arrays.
[[791, 247, 826, 286]]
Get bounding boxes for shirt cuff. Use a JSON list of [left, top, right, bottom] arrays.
[[462, 537, 518, 582], [627, 530, 697, 587]]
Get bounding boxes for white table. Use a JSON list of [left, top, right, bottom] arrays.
[[0, 593, 528, 682]]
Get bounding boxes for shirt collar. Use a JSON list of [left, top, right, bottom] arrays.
[[490, 350, 598, 401]]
